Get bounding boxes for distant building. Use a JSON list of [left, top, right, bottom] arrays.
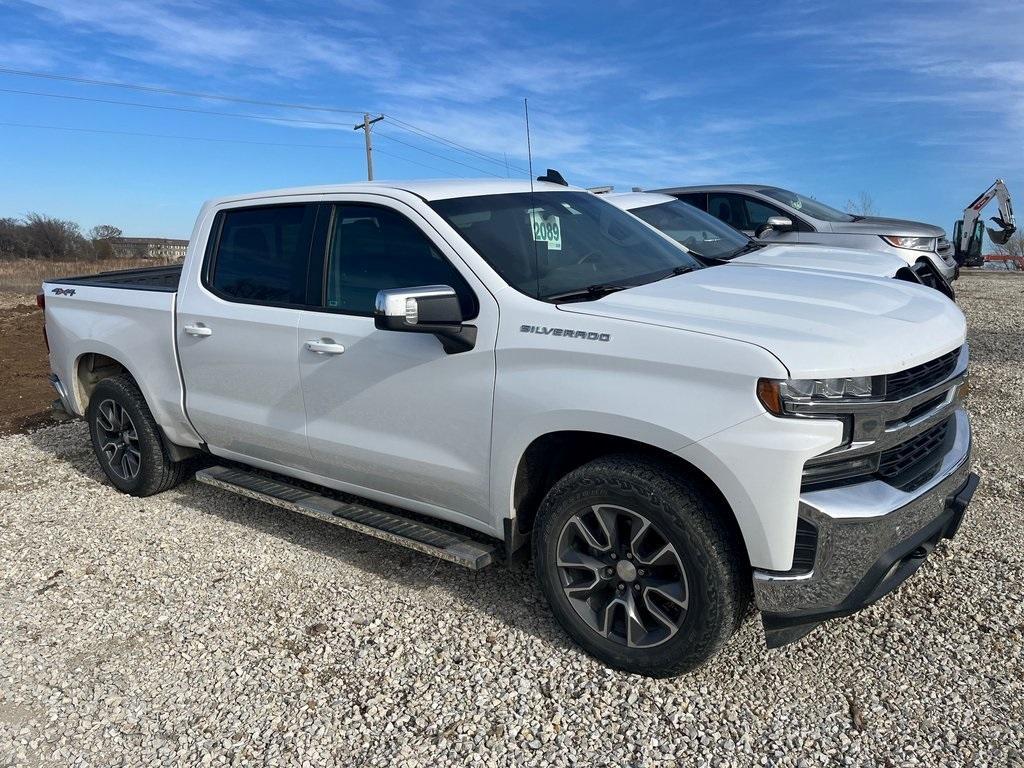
[[111, 237, 189, 260]]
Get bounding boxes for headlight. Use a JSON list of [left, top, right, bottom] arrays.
[[881, 235, 936, 252], [757, 376, 879, 416]]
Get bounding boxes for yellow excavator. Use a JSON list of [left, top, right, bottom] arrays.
[[954, 179, 1016, 267]]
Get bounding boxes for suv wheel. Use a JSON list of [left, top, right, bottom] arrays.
[[87, 374, 190, 497], [534, 454, 747, 677]]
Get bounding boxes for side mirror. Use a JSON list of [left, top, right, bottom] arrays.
[[755, 216, 794, 238], [374, 285, 476, 354]]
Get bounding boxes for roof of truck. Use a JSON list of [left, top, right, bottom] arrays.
[[603, 192, 676, 211], [207, 179, 578, 206]]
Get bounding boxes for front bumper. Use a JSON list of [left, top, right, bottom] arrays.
[[753, 408, 977, 648]]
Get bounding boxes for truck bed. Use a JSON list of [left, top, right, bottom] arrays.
[[50, 263, 183, 292]]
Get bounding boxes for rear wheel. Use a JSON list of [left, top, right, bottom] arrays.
[[533, 455, 746, 677], [87, 374, 190, 496]]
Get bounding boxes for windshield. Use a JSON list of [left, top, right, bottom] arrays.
[[430, 191, 703, 302], [757, 187, 856, 223], [629, 199, 751, 259]]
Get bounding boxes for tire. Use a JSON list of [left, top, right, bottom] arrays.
[[533, 454, 747, 677], [86, 374, 190, 497]]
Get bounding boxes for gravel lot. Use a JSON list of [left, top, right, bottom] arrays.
[[2, 272, 1022, 767]]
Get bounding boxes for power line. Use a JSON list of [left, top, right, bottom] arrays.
[[0, 120, 361, 149], [0, 119, 487, 176], [383, 114, 530, 175], [0, 67, 531, 177], [374, 129, 505, 177], [0, 66, 368, 115], [0, 87, 363, 129]]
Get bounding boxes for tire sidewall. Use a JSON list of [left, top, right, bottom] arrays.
[[87, 378, 166, 495], [534, 463, 733, 676]]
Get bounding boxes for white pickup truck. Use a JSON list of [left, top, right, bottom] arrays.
[[41, 179, 978, 677]]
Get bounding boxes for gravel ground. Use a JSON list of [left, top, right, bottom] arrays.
[[2, 272, 1022, 767]]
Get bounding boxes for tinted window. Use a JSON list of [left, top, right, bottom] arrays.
[[742, 197, 786, 231], [430, 192, 703, 302], [707, 193, 748, 230], [675, 193, 707, 212], [325, 204, 476, 318], [630, 200, 750, 259], [210, 205, 315, 304]]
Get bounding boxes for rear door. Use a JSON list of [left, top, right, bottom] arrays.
[[177, 200, 319, 468], [296, 197, 498, 524]]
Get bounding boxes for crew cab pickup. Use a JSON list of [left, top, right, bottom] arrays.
[[42, 180, 978, 677]]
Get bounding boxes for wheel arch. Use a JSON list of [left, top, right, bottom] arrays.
[[73, 350, 198, 462], [506, 429, 750, 570]]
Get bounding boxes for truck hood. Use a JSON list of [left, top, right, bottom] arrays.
[[559, 265, 966, 378], [731, 243, 903, 277], [829, 216, 946, 238]]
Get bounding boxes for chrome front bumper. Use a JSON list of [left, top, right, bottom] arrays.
[[753, 407, 977, 647]]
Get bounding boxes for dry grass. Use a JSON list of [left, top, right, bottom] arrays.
[[0, 257, 182, 295]]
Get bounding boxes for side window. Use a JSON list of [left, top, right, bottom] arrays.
[[707, 193, 748, 230], [741, 196, 788, 232], [324, 204, 477, 318], [675, 193, 707, 212], [209, 205, 316, 304]]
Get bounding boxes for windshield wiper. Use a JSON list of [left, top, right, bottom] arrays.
[[547, 283, 630, 303], [724, 240, 766, 259]]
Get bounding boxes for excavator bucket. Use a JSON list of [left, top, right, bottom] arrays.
[[987, 216, 1016, 246]]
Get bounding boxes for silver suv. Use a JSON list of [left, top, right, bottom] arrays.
[[653, 184, 957, 281]]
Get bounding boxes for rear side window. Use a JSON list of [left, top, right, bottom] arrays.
[[324, 204, 476, 318], [208, 205, 316, 304]]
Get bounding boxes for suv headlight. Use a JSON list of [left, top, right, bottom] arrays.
[[757, 376, 879, 416], [881, 235, 936, 252]]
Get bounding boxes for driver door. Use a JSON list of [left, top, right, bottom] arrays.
[[296, 199, 498, 526]]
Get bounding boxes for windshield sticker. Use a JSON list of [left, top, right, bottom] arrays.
[[529, 210, 562, 250], [790, 199, 802, 210]]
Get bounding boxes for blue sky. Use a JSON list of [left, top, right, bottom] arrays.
[[0, 0, 1021, 238]]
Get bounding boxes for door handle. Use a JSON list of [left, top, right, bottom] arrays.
[[183, 323, 212, 337], [305, 339, 345, 355]]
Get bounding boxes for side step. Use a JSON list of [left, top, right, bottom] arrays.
[[195, 466, 496, 570]]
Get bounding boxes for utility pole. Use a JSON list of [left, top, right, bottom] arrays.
[[353, 113, 384, 180]]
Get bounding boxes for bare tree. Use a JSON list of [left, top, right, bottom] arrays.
[[844, 191, 879, 217], [0, 217, 28, 260], [992, 230, 1024, 258], [21, 213, 90, 260], [89, 224, 123, 259]]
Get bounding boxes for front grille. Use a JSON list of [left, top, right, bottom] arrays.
[[803, 415, 955, 491], [877, 417, 952, 486], [885, 348, 960, 400]]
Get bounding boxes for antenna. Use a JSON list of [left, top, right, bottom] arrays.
[[524, 98, 535, 188], [524, 98, 540, 299]]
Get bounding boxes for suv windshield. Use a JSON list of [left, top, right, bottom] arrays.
[[757, 187, 856, 223], [629, 199, 751, 259], [430, 191, 703, 302]]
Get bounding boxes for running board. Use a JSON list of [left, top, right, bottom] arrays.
[[195, 466, 496, 570]]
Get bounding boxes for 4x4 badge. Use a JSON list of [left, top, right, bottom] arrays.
[[51, 288, 76, 296]]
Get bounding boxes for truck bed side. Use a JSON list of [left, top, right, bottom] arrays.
[[49, 263, 183, 291], [42, 277, 201, 450]]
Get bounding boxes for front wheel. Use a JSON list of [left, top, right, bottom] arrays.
[[533, 455, 747, 677], [87, 374, 190, 497]]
